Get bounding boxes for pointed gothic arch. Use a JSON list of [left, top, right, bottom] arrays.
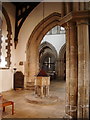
[[39, 41, 57, 59], [39, 41, 58, 79], [25, 12, 61, 84], [25, 9, 89, 118]]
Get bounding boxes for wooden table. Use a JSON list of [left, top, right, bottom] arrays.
[[2, 99, 14, 115]]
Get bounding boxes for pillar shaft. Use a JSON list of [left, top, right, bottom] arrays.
[[65, 22, 78, 118], [73, 2, 80, 11], [69, 22, 78, 118], [77, 20, 89, 119], [80, 2, 85, 11], [65, 24, 70, 116]]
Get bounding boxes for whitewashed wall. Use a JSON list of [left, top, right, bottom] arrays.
[[1, 2, 64, 92]]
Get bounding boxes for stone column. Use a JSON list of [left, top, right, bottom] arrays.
[[69, 22, 78, 118], [73, 2, 80, 11], [80, 2, 85, 11], [65, 23, 70, 117], [77, 20, 89, 119], [65, 22, 78, 118]]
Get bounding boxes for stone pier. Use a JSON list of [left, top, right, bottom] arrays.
[[77, 19, 89, 119], [65, 22, 78, 118]]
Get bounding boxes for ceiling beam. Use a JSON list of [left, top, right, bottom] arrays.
[[14, 2, 40, 48]]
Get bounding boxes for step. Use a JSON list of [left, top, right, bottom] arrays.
[[26, 82, 35, 90], [26, 86, 35, 90], [27, 82, 34, 85]]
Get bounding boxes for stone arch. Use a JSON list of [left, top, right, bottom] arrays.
[[39, 41, 58, 79], [40, 52, 56, 64], [0, 5, 12, 68], [25, 12, 61, 84], [59, 43, 66, 61], [23, 4, 89, 119], [26, 12, 61, 49], [39, 41, 57, 59], [58, 43, 66, 80]]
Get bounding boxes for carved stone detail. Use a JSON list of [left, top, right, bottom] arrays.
[[5, 32, 12, 67], [0, 5, 12, 68]]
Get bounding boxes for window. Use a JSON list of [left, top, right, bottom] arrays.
[[0, 35, 8, 68], [46, 26, 65, 35], [0, 7, 12, 69]]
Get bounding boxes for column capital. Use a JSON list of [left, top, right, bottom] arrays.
[[76, 19, 89, 26], [65, 22, 76, 31]]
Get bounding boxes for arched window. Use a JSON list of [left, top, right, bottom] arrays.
[[47, 26, 65, 35], [0, 6, 12, 69]]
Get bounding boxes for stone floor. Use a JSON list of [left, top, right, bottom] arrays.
[[2, 80, 66, 118]]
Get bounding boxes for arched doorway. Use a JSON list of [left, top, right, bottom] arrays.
[[39, 42, 57, 80]]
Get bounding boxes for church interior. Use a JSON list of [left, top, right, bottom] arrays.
[[0, 1, 90, 119]]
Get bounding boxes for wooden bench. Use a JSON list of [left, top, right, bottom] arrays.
[[2, 99, 14, 115]]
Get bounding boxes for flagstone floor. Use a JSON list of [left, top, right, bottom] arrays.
[[2, 80, 66, 119]]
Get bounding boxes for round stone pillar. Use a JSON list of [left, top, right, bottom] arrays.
[[77, 20, 89, 119], [65, 22, 78, 118]]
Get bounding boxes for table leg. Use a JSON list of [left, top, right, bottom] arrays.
[[12, 102, 14, 115], [3, 107, 5, 112]]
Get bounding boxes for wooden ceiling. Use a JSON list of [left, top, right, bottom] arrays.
[[12, 2, 40, 9], [13, 2, 40, 48]]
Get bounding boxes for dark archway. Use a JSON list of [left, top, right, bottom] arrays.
[[39, 42, 58, 80]]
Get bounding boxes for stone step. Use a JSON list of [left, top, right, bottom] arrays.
[[26, 82, 35, 90], [27, 82, 34, 85], [26, 84, 35, 87], [26, 86, 35, 90]]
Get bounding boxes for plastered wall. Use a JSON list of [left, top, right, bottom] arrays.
[[1, 2, 63, 92], [15, 2, 62, 73]]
